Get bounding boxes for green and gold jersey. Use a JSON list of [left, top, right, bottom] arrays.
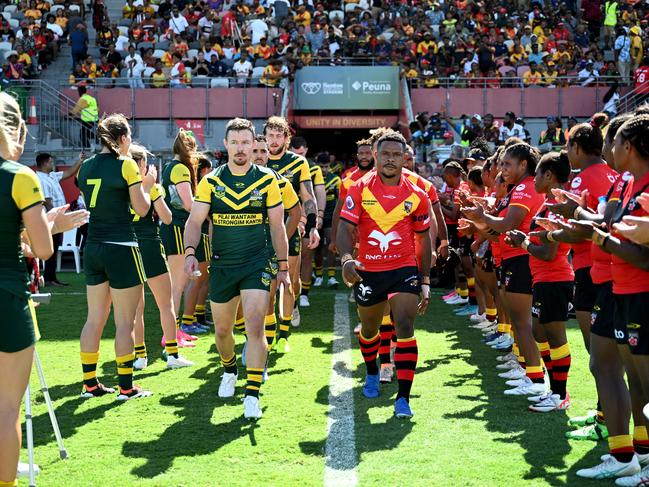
[[309, 163, 324, 188], [77, 153, 142, 243], [133, 183, 165, 241], [267, 150, 311, 197], [195, 163, 282, 268], [161, 160, 192, 226], [0, 160, 44, 297], [264, 169, 299, 248], [323, 172, 341, 221]]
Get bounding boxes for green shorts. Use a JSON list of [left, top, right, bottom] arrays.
[[209, 260, 271, 303], [85, 242, 145, 289], [0, 290, 39, 353], [289, 230, 302, 257], [138, 239, 169, 279], [195, 233, 211, 264], [267, 255, 278, 278], [160, 223, 185, 256]]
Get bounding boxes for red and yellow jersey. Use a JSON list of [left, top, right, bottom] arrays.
[[340, 172, 430, 271], [500, 175, 545, 261], [529, 202, 574, 284], [404, 168, 439, 204], [568, 163, 618, 271], [338, 167, 370, 203], [611, 170, 649, 294]]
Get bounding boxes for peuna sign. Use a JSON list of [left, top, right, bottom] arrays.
[[294, 67, 400, 110]]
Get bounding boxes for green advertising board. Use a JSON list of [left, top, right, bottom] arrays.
[[294, 66, 400, 110]]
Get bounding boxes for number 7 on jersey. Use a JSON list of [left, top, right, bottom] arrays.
[[86, 178, 102, 208]]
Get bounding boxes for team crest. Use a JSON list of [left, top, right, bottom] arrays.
[[249, 189, 263, 207], [404, 201, 413, 213], [345, 195, 355, 210], [214, 185, 226, 199], [261, 272, 271, 286]]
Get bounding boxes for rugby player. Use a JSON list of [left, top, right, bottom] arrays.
[[184, 118, 290, 420], [337, 131, 432, 419], [312, 153, 341, 289], [78, 114, 156, 400], [129, 144, 193, 369], [290, 137, 326, 308], [264, 117, 319, 350]]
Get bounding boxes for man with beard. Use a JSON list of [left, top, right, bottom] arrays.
[[184, 118, 290, 420], [263, 117, 319, 351]]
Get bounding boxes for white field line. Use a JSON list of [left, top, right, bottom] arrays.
[[324, 294, 358, 487]]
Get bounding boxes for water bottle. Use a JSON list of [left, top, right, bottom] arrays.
[[597, 195, 607, 215]]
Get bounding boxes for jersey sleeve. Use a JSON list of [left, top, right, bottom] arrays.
[[338, 177, 352, 202], [265, 177, 282, 208], [12, 166, 45, 211], [311, 165, 324, 186], [509, 181, 534, 212], [412, 192, 431, 233], [121, 158, 143, 187], [194, 176, 212, 204], [339, 182, 362, 225], [150, 183, 165, 202], [170, 163, 191, 185], [298, 159, 311, 184], [280, 177, 299, 210]]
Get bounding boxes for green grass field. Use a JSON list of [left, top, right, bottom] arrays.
[[24, 273, 614, 486]]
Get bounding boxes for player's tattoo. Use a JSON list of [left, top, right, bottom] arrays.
[[304, 199, 316, 216]]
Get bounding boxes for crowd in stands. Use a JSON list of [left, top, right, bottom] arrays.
[[0, 0, 88, 82], [61, 0, 649, 89]]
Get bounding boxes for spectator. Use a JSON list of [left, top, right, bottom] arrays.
[[233, 54, 253, 85], [603, 0, 618, 48], [615, 26, 632, 84], [578, 60, 600, 86], [3, 52, 24, 81], [169, 6, 189, 35], [247, 13, 269, 45], [516, 117, 532, 144], [630, 25, 643, 72], [124, 44, 143, 71], [538, 116, 566, 151], [482, 114, 500, 145], [603, 81, 620, 116], [70, 84, 98, 148], [126, 58, 144, 88], [194, 52, 210, 76], [260, 58, 288, 87], [528, 44, 544, 65], [70, 23, 88, 69], [523, 62, 544, 86], [209, 54, 228, 77], [34, 152, 84, 286], [169, 52, 189, 88], [498, 111, 524, 144], [151, 60, 168, 87]]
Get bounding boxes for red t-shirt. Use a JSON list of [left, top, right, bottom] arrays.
[[340, 172, 430, 271], [499, 176, 545, 261], [529, 202, 574, 284], [568, 163, 618, 271], [634, 66, 649, 94], [611, 170, 649, 294], [589, 171, 631, 284]]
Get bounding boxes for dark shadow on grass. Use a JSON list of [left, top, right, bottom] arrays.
[[435, 306, 603, 486], [121, 359, 262, 478]]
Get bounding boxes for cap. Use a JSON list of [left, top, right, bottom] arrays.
[[631, 26, 641, 35], [466, 149, 487, 160], [471, 113, 482, 121], [546, 116, 556, 122]]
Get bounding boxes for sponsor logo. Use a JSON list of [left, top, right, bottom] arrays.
[[367, 230, 402, 253], [345, 195, 355, 210], [404, 201, 413, 213], [622, 171, 632, 181], [351, 80, 392, 94], [405, 275, 419, 287], [357, 283, 372, 301], [234, 182, 246, 189], [301, 82, 321, 95], [615, 329, 626, 340], [214, 185, 226, 199], [213, 213, 263, 226], [515, 183, 526, 191], [590, 312, 597, 326], [570, 177, 582, 189], [627, 322, 641, 330], [249, 189, 263, 207], [629, 332, 639, 347], [607, 174, 617, 183], [383, 194, 396, 199], [531, 306, 540, 318]]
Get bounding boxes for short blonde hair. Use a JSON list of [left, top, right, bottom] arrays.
[[0, 92, 26, 161]]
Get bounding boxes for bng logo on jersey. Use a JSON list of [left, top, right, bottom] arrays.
[[367, 230, 402, 253], [345, 195, 355, 210]]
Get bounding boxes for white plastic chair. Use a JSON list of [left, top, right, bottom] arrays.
[[56, 229, 81, 274], [210, 77, 229, 87], [3, 5, 17, 13]]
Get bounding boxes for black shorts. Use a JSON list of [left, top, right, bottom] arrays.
[[289, 230, 301, 257], [480, 246, 494, 273], [614, 292, 649, 354], [532, 281, 573, 325], [354, 266, 420, 307], [590, 281, 616, 340], [574, 267, 597, 312], [502, 254, 532, 295]]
